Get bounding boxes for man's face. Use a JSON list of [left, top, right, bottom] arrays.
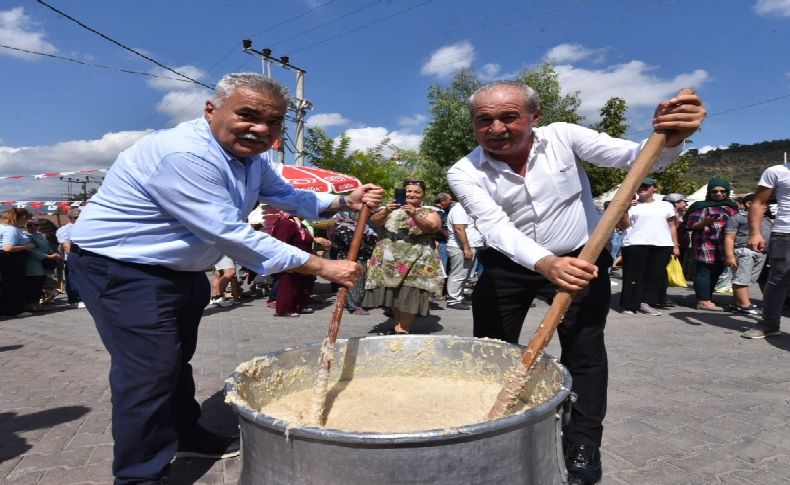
[[471, 86, 541, 162], [437, 197, 452, 210], [204, 87, 287, 158]]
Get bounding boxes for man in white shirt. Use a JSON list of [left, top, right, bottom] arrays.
[[447, 81, 705, 485], [445, 202, 485, 309], [744, 163, 790, 339]]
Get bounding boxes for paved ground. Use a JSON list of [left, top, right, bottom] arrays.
[[1, 274, 788, 484]]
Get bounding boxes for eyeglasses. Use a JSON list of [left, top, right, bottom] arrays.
[[711, 189, 727, 193]]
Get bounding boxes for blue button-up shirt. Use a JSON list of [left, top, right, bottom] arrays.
[[71, 118, 336, 275]]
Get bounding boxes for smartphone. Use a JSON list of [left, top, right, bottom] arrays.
[[394, 188, 407, 205]]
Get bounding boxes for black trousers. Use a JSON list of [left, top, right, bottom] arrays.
[[472, 247, 612, 447], [620, 245, 673, 311], [70, 249, 209, 484]]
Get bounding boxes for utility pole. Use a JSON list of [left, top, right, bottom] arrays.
[[61, 175, 102, 201], [242, 40, 312, 166]]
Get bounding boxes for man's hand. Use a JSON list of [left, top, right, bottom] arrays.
[[747, 234, 766, 253], [296, 255, 361, 288], [463, 247, 473, 259], [652, 93, 707, 147], [725, 254, 738, 269], [534, 255, 598, 292], [313, 236, 332, 251], [346, 183, 384, 210]]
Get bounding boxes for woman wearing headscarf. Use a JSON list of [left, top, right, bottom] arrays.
[[328, 211, 378, 315], [363, 181, 444, 334], [685, 177, 739, 310], [271, 211, 316, 317]]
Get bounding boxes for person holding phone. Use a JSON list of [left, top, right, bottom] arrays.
[[363, 180, 444, 334], [685, 177, 739, 310]]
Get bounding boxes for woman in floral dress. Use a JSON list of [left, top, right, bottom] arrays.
[[363, 181, 444, 334]]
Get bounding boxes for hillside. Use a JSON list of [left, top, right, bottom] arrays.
[[685, 139, 790, 194]]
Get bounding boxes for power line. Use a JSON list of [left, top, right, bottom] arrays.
[[628, 92, 790, 137], [35, 0, 214, 90], [268, 0, 386, 48], [201, 0, 340, 77], [0, 43, 195, 83], [289, 0, 435, 55]]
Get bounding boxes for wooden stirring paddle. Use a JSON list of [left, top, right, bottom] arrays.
[[308, 204, 371, 425], [487, 88, 696, 420]]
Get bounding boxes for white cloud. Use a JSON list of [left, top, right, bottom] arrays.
[[155, 88, 212, 125], [144, 65, 212, 125], [544, 43, 606, 64], [306, 112, 350, 128], [0, 130, 151, 198], [696, 145, 729, 154], [397, 114, 427, 128], [554, 61, 710, 122], [0, 7, 57, 59], [754, 0, 790, 16], [340, 127, 422, 153], [421, 41, 475, 78], [478, 63, 501, 82]]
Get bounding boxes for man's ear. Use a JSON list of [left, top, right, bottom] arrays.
[[532, 106, 542, 125], [204, 100, 215, 121]]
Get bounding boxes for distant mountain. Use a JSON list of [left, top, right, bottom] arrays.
[[686, 139, 790, 194]]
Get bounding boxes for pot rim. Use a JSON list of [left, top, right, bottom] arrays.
[[224, 335, 572, 445]]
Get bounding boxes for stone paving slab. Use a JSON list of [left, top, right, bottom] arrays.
[[0, 278, 788, 484]]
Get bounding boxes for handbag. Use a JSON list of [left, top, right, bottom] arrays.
[[666, 256, 687, 287]]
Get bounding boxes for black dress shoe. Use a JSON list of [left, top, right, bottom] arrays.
[[565, 443, 602, 485]]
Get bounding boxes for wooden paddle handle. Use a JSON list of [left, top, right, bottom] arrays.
[[487, 88, 696, 419], [325, 203, 371, 345]]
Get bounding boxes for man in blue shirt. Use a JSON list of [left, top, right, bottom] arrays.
[[69, 72, 383, 485]]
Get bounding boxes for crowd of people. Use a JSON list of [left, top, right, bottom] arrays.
[[6, 72, 788, 485], [0, 208, 85, 317]]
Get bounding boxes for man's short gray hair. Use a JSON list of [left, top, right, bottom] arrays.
[[466, 80, 540, 115], [213, 73, 291, 107]]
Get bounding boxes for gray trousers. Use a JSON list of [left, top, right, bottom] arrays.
[[762, 232, 790, 329], [446, 246, 478, 303]]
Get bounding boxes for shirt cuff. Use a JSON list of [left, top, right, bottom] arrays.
[[513, 241, 554, 272]]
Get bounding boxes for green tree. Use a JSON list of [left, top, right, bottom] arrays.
[[584, 97, 629, 196], [420, 68, 481, 167], [517, 63, 583, 125], [652, 150, 697, 195]]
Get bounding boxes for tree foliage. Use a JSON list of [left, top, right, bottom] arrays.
[[517, 63, 583, 125], [420, 68, 481, 168], [584, 97, 629, 196], [652, 150, 698, 195], [305, 127, 448, 199]]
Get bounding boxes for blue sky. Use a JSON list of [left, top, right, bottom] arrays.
[[1, 0, 789, 199]]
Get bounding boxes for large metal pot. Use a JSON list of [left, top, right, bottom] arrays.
[[224, 335, 572, 484]]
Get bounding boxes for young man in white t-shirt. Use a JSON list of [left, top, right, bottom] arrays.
[[743, 164, 790, 339], [445, 202, 485, 309]]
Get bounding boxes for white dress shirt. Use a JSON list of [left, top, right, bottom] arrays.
[[447, 122, 682, 271]]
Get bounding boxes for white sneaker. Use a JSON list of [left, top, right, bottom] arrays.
[[638, 303, 661, 316], [210, 297, 234, 308], [71, 302, 87, 309]]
